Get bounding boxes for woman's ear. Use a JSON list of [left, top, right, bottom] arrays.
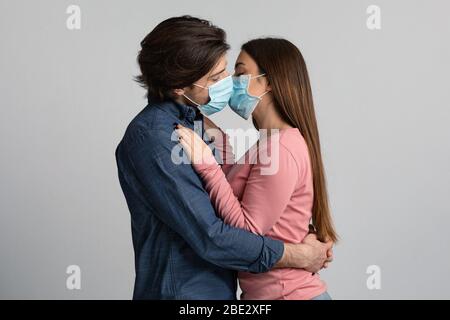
[[265, 79, 272, 92]]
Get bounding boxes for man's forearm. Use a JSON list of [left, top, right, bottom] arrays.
[[275, 239, 332, 273], [274, 243, 308, 269]]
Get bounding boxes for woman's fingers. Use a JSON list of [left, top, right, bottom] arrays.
[[327, 248, 333, 257], [325, 248, 333, 264], [175, 124, 214, 165], [178, 127, 202, 147], [177, 132, 195, 160], [177, 126, 206, 150], [178, 140, 191, 159], [176, 124, 206, 144], [176, 126, 203, 164], [177, 124, 202, 140], [176, 126, 193, 141]]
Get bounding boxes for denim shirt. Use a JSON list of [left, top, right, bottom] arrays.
[[115, 98, 284, 299]]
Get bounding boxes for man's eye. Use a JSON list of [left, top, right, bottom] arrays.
[[212, 77, 220, 82]]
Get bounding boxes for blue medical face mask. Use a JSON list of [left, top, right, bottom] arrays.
[[183, 75, 233, 116], [229, 74, 269, 120]]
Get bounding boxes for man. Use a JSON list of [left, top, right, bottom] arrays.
[[115, 15, 333, 300]]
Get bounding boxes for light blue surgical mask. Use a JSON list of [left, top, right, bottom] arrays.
[[183, 75, 233, 116], [229, 74, 269, 120]]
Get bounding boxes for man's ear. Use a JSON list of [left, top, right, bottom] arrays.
[[173, 88, 185, 97]]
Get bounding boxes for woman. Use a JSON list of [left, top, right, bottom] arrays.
[[176, 38, 338, 300]]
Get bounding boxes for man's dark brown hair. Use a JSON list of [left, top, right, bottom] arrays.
[[136, 15, 230, 101]]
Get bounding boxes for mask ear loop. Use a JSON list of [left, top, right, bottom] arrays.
[[247, 74, 269, 99], [193, 83, 208, 89], [184, 81, 208, 107], [258, 91, 269, 99], [182, 93, 201, 107], [252, 73, 266, 80]]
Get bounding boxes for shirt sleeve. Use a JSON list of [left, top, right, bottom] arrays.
[[194, 139, 299, 235], [124, 128, 284, 273]]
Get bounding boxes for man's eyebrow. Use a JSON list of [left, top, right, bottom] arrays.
[[208, 68, 226, 79], [235, 62, 245, 68]]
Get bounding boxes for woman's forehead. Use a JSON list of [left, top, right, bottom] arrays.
[[235, 51, 257, 69]]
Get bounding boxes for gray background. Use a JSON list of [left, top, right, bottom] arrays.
[[1, 0, 449, 299]]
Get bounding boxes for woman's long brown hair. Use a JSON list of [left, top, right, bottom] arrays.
[[243, 38, 338, 242]]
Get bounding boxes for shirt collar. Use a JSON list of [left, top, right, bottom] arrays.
[[149, 96, 200, 124]]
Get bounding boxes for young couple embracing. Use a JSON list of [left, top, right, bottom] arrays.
[[116, 15, 338, 300]]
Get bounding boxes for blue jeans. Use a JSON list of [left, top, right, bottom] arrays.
[[311, 291, 332, 300]]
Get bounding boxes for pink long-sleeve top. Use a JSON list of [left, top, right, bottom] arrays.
[[194, 127, 327, 300]]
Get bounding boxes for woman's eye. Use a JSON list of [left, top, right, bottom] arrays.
[[212, 77, 220, 82]]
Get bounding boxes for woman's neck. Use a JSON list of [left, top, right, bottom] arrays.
[[253, 101, 293, 130]]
